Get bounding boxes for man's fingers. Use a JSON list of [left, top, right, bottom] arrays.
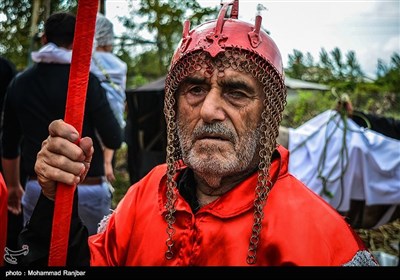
[[37, 163, 83, 186], [48, 119, 80, 143], [8, 206, 21, 215], [45, 134, 88, 162], [79, 137, 94, 160], [7, 202, 21, 215], [35, 142, 86, 184]]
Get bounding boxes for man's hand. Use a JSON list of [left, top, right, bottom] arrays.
[[34, 119, 94, 200], [7, 184, 24, 215], [336, 93, 353, 117]]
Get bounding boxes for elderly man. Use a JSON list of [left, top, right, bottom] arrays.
[[20, 1, 377, 266]]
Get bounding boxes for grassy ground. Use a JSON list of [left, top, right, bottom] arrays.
[[356, 219, 399, 259], [111, 143, 131, 209]]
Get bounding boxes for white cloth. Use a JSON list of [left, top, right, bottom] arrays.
[[91, 51, 127, 129], [95, 13, 114, 47], [31, 43, 72, 64], [288, 110, 400, 213]]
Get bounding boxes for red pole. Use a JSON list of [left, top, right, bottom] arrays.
[[48, 0, 99, 266]]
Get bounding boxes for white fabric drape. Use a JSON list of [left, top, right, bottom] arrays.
[[288, 110, 400, 214]]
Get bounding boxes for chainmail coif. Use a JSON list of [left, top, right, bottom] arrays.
[[163, 47, 287, 264]]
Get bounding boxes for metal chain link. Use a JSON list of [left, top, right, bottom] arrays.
[[163, 48, 287, 263]]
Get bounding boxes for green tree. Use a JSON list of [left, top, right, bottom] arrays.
[[118, 0, 218, 82], [0, 0, 78, 70], [286, 49, 306, 79], [284, 47, 399, 127], [286, 47, 365, 85], [330, 47, 344, 80], [376, 53, 400, 93], [346, 51, 363, 81], [0, 0, 33, 70]]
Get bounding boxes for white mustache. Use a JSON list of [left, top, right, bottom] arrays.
[[192, 123, 236, 143]]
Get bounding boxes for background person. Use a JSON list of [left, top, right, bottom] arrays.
[[91, 13, 128, 183], [1, 12, 122, 236], [0, 55, 26, 257]]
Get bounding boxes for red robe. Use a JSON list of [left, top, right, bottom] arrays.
[[89, 146, 375, 266], [0, 172, 8, 266]]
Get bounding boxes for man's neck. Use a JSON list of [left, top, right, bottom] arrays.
[[194, 168, 256, 207]]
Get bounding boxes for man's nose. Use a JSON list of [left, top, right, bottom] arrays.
[[199, 88, 226, 123]]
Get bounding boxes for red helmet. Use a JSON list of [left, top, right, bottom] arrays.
[[170, 0, 283, 76]]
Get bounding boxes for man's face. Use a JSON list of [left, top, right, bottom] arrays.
[[176, 68, 265, 177]]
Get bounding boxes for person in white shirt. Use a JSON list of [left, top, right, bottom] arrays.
[[91, 13, 128, 183]]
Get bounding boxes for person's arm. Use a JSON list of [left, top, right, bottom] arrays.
[[1, 157, 24, 215], [1, 78, 24, 215], [103, 147, 115, 182], [352, 110, 400, 140], [17, 119, 94, 266], [19, 191, 90, 266]]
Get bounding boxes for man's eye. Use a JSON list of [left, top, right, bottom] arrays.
[[227, 91, 246, 99], [188, 86, 205, 95]]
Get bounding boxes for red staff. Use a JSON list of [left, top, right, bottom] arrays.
[[48, 0, 99, 266]]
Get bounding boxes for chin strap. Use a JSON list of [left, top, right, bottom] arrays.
[[48, 0, 98, 266]]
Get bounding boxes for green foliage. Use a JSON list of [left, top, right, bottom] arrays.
[[376, 53, 400, 93], [284, 49, 400, 125], [282, 85, 399, 129], [352, 86, 399, 118], [0, 0, 77, 70], [282, 90, 337, 128], [111, 144, 130, 209], [0, 0, 33, 70], [2, 1, 398, 124], [132, 49, 167, 79], [118, 0, 218, 80], [286, 47, 364, 85]]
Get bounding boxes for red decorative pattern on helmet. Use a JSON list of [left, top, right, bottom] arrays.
[[170, 0, 284, 78]]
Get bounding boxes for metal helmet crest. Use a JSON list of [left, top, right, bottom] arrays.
[[169, 0, 284, 77]]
